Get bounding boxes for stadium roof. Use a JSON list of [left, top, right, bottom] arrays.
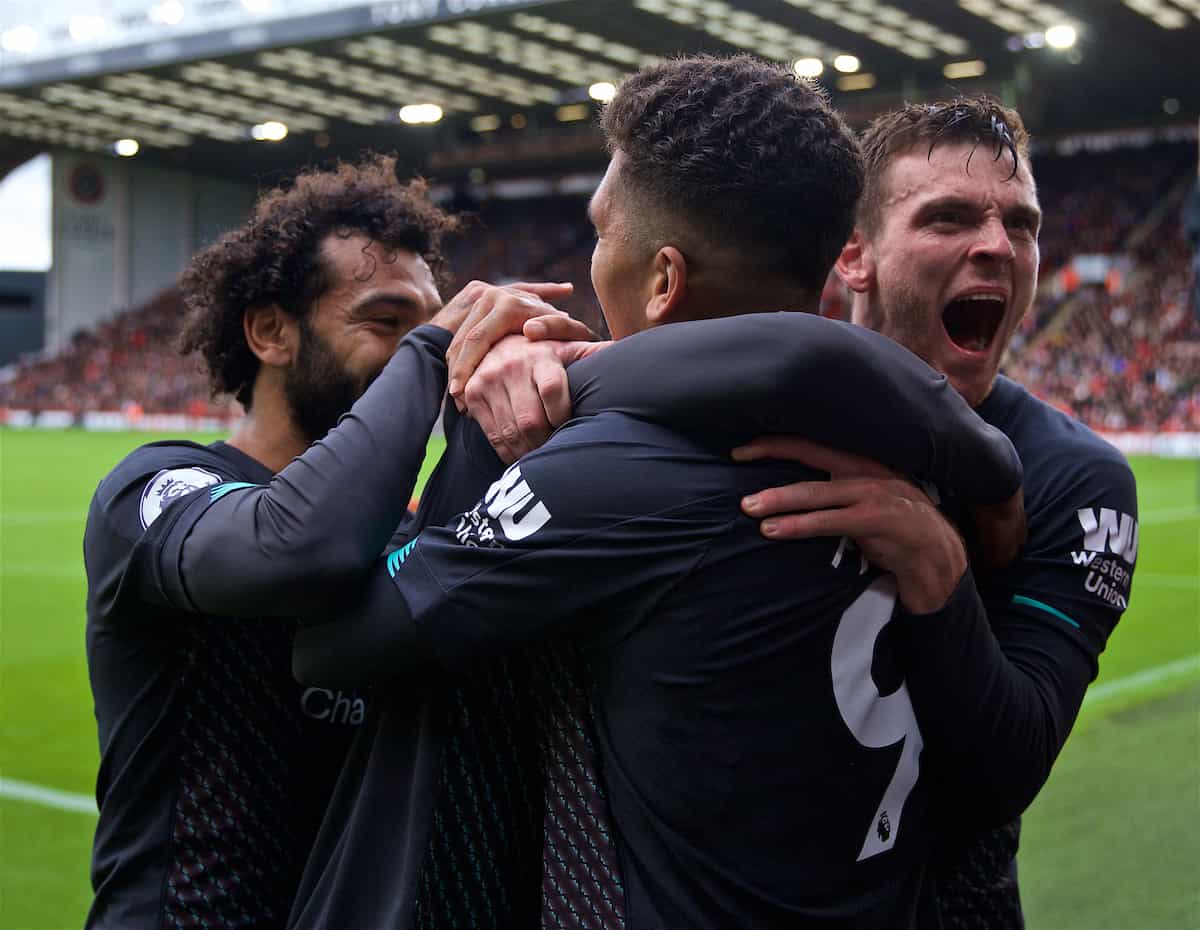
[[0, 0, 1196, 182]]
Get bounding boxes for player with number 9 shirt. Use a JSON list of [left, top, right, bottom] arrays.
[[291, 56, 1024, 930]]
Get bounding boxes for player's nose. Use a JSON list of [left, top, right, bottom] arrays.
[[970, 216, 1016, 264]]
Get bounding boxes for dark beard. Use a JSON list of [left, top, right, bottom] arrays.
[[284, 319, 366, 444]]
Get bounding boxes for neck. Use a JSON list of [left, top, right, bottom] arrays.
[[225, 382, 309, 474]]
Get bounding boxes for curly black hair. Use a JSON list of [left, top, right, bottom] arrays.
[[858, 95, 1031, 231], [179, 154, 458, 408], [599, 54, 863, 298]]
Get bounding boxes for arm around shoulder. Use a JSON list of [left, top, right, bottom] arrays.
[[568, 313, 1021, 505]]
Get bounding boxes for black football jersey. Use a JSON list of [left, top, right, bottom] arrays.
[[84, 440, 366, 930], [298, 412, 935, 929], [930, 375, 1138, 930]]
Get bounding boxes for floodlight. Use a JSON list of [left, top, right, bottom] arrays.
[[114, 138, 140, 157], [588, 81, 616, 102], [833, 55, 860, 73], [399, 104, 443, 124], [794, 58, 824, 78], [250, 121, 288, 141], [1, 25, 38, 54], [1044, 24, 1077, 48]]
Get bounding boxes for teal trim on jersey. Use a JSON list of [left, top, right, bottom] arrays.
[[387, 538, 419, 578], [1012, 594, 1081, 629], [209, 481, 259, 503]]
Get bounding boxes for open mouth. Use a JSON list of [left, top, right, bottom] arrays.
[[942, 293, 1006, 354]]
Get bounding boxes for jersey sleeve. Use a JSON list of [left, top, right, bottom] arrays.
[[85, 449, 241, 623], [895, 450, 1138, 827], [567, 313, 1021, 505], [293, 418, 734, 686], [91, 324, 453, 619]]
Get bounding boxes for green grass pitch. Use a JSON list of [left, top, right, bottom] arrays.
[[1, 429, 1196, 930]]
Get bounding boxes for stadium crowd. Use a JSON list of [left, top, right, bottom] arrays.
[[2, 141, 1197, 432]]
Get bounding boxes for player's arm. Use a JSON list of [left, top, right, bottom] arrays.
[[741, 441, 1137, 826], [445, 308, 1021, 507], [89, 322, 453, 621], [566, 313, 1022, 508], [293, 424, 725, 685], [111, 281, 586, 619]]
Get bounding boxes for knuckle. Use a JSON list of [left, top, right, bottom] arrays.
[[536, 374, 564, 396]]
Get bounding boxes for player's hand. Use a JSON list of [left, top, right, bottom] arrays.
[[429, 279, 494, 337], [734, 436, 968, 615], [444, 281, 595, 400], [464, 334, 604, 464]]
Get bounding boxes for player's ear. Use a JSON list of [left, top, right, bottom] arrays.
[[243, 304, 298, 369], [645, 246, 688, 325], [835, 228, 874, 295]]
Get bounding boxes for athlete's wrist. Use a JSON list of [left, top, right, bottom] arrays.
[[895, 528, 968, 615]]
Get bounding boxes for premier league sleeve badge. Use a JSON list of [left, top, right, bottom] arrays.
[[139, 467, 222, 529]]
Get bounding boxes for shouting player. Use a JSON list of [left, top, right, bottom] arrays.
[[743, 97, 1140, 929]]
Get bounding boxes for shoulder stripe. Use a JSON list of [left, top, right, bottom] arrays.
[[387, 538, 420, 578], [210, 481, 259, 503], [1011, 594, 1081, 629]]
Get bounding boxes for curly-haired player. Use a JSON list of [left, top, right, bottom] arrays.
[[82, 154, 588, 930]]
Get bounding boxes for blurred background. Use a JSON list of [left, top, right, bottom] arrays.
[[0, 2, 1197, 928]]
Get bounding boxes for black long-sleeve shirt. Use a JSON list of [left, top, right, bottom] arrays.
[[82, 324, 453, 930]]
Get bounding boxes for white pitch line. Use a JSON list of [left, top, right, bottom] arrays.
[[0, 777, 96, 815], [1083, 654, 1200, 706]]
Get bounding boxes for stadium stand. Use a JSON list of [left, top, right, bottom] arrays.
[[2, 142, 1197, 434]]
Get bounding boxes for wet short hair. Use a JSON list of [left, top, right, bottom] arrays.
[[599, 54, 863, 297], [179, 154, 457, 408], [858, 95, 1031, 231]]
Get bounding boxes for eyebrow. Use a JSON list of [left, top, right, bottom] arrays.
[[1005, 204, 1042, 229], [349, 292, 421, 315], [915, 195, 978, 216], [916, 195, 1042, 227]]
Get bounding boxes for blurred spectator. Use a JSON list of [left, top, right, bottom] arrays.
[[3, 143, 1197, 433], [0, 290, 236, 419], [1183, 123, 1200, 320]]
